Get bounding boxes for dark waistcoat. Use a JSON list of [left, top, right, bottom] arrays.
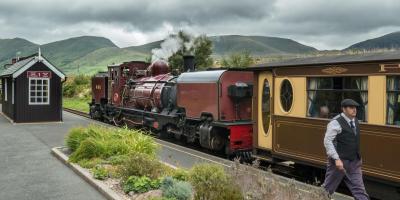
[[335, 116, 361, 161]]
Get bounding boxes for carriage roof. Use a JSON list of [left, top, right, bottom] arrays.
[[250, 50, 400, 70]]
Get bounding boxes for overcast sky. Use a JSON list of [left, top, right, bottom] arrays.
[[0, 0, 399, 50]]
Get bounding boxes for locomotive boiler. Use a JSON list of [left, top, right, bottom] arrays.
[[90, 56, 254, 156]]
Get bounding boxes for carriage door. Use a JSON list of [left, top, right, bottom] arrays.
[[257, 72, 273, 150]]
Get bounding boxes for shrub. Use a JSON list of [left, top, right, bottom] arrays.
[[172, 168, 189, 182], [92, 165, 109, 180], [66, 125, 159, 163], [227, 159, 330, 200], [73, 74, 90, 85], [106, 165, 122, 179], [63, 75, 91, 98], [161, 177, 192, 200], [189, 163, 243, 200], [107, 154, 130, 165], [161, 177, 175, 191], [63, 82, 77, 98], [119, 152, 168, 180], [77, 158, 105, 169], [69, 138, 106, 162], [148, 197, 176, 200], [65, 126, 88, 152], [122, 176, 161, 194]]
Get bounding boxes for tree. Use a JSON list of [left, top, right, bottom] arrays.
[[168, 31, 213, 72], [194, 35, 213, 70], [220, 51, 254, 68]]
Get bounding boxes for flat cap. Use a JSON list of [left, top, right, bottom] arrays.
[[341, 99, 360, 107]]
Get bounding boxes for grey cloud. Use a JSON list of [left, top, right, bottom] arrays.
[[0, 0, 400, 49], [0, 0, 275, 30]]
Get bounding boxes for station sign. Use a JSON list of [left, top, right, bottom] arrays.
[[27, 71, 52, 78]]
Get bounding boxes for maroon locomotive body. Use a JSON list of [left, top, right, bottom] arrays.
[[91, 72, 108, 104], [90, 57, 254, 156], [177, 70, 253, 152]]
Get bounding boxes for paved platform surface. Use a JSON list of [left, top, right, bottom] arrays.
[[0, 109, 105, 200]]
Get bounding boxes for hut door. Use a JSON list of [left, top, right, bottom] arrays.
[[257, 72, 273, 150]]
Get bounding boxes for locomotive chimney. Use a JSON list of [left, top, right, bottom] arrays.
[[183, 55, 195, 72]]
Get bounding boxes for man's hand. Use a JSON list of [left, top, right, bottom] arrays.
[[335, 159, 344, 171]]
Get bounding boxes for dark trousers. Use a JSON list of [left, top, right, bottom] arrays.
[[322, 158, 369, 200]]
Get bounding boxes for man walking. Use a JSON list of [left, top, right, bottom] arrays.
[[322, 99, 369, 200]]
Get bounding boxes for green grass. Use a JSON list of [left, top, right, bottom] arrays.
[[62, 47, 149, 75], [66, 125, 159, 163], [63, 97, 90, 113]]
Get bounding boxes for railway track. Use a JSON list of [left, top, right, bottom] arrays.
[[63, 108, 90, 118]]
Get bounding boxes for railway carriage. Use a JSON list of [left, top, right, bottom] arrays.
[[250, 51, 400, 199]]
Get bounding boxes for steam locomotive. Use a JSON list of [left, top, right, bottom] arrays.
[[89, 56, 254, 156]]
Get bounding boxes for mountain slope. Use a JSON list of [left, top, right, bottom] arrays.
[[346, 31, 400, 50], [124, 35, 317, 56], [210, 35, 317, 55], [1, 35, 318, 75], [62, 47, 149, 74], [41, 36, 118, 66], [0, 38, 38, 66], [124, 40, 163, 54]]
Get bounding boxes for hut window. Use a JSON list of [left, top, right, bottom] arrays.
[[387, 76, 400, 125], [29, 78, 50, 105], [280, 79, 293, 112], [262, 79, 271, 133], [307, 77, 368, 121]]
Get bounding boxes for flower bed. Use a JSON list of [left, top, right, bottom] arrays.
[[65, 124, 330, 200]]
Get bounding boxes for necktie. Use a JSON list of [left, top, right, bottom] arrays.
[[350, 120, 356, 134]]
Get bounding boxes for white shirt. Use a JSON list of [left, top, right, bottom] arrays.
[[323, 113, 356, 160]]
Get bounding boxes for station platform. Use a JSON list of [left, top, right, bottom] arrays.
[[0, 107, 105, 200], [0, 106, 353, 200]]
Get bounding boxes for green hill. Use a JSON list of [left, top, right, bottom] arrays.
[[345, 31, 400, 50], [0, 36, 118, 71], [124, 40, 163, 54], [123, 35, 317, 56], [210, 35, 317, 55], [63, 47, 149, 74], [0, 38, 38, 66], [1, 35, 318, 75], [41, 36, 118, 67]]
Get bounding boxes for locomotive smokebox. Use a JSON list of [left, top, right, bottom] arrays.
[[183, 55, 195, 72]]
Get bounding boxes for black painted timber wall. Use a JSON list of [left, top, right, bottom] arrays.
[[1, 77, 14, 119], [14, 62, 62, 123]]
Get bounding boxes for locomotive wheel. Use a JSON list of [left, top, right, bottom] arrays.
[[112, 113, 125, 127], [210, 135, 224, 151], [225, 142, 233, 159]]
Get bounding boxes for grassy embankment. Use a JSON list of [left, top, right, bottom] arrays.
[[62, 75, 91, 113]]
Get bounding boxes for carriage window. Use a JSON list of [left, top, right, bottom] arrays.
[[280, 79, 293, 112], [29, 78, 50, 105], [307, 77, 368, 121], [387, 76, 400, 125], [262, 79, 271, 133]]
